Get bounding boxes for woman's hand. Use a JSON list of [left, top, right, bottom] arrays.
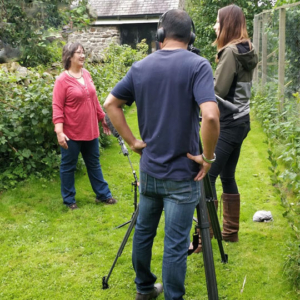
[[57, 132, 69, 149], [101, 117, 111, 136], [187, 153, 212, 181]]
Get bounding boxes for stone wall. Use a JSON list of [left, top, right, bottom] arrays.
[[68, 26, 120, 62], [178, 0, 185, 9], [0, 41, 21, 63]]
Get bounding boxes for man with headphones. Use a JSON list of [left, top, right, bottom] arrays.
[[104, 9, 220, 300]]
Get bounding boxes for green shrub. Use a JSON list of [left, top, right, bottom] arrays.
[[252, 84, 300, 293], [86, 40, 148, 104], [0, 69, 59, 189], [0, 0, 92, 68], [284, 241, 300, 294], [252, 86, 300, 198]]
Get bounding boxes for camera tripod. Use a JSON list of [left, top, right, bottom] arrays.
[[188, 100, 235, 265], [187, 134, 228, 299], [102, 136, 139, 290], [102, 136, 228, 300], [114, 137, 138, 229]]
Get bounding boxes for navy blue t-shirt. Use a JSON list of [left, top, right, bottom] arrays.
[[111, 49, 215, 180]]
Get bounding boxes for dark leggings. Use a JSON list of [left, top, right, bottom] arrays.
[[208, 122, 250, 200]]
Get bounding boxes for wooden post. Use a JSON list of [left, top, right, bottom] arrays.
[[278, 8, 286, 111], [253, 15, 259, 83], [257, 17, 262, 86], [261, 13, 268, 86]]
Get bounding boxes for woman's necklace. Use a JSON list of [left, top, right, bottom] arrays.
[[67, 70, 82, 79]]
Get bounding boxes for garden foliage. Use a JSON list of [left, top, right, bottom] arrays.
[[251, 2, 300, 223], [0, 0, 91, 67], [251, 4, 300, 290], [186, 0, 274, 64], [252, 85, 300, 292], [275, 0, 299, 7], [285, 7, 300, 95], [0, 41, 148, 191]]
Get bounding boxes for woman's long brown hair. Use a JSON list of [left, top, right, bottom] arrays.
[[214, 5, 250, 52]]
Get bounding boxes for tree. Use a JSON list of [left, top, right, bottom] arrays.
[[186, 0, 274, 64], [0, 0, 91, 67], [275, 0, 298, 7]]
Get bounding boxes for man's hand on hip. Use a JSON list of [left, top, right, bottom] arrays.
[[187, 153, 211, 181], [130, 139, 147, 156]]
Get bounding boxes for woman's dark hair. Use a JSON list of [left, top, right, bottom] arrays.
[[215, 5, 250, 51], [161, 9, 192, 44], [62, 42, 85, 70]]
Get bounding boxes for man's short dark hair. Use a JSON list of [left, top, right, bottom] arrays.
[[161, 9, 192, 44]]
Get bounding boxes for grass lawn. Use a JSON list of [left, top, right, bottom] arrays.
[[0, 104, 298, 299]]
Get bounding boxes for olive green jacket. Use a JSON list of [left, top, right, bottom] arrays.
[[214, 43, 258, 126]]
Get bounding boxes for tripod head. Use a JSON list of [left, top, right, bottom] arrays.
[[187, 45, 200, 55]]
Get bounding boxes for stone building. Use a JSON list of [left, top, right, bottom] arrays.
[[68, 0, 185, 61]]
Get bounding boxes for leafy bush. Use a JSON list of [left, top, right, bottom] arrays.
[[87, 40, 148, 103], [0, 0, 91, 67], [0, 41, 148, 191], [252, 86, 300, 198], [284, 241, 300, 294], [285, 7, 300, 96], [0, 69, 59, 189], [252, 84, 300, 293]]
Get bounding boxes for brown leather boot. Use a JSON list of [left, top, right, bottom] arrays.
[[189, 199, 218, 254], [222, 193, 240, 242], [191, 227, 202, 254]]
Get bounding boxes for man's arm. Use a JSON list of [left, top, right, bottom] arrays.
[[104, 93, 146, 155], [187, 101, 220, 181]]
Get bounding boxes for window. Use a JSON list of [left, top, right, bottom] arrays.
[[120, 23, 158, 53]]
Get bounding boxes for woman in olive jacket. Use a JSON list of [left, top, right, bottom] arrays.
[[209, 4, 258, 242]]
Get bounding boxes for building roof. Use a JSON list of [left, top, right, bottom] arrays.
[[88, 0, 185, 17]]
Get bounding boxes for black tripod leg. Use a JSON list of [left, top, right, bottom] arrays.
[[198, 132, 228, 263], [115, 219, 132, 229], [197, 181, 219, 300], [203, 176, 228, 263], [206, 198, 228, 263], [102, 205, 139, 289]]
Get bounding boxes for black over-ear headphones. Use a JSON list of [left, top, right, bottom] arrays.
[[156, 10, 196, 45]]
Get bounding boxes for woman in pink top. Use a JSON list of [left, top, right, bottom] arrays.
[[52, 42, 117, 209]]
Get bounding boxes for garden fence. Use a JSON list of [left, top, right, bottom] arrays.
[[253, 1, 300, 108]]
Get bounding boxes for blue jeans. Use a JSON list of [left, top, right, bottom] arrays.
[[209, 122, 250, 199], [60, 138, 112, 205], [132, 171, 200, 300]]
